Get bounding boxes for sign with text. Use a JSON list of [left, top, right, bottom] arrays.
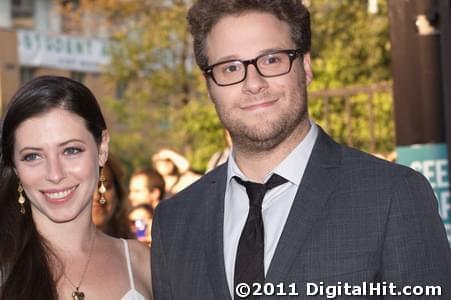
[[17, 30, 110, 73], [397, 144, 451, 245]]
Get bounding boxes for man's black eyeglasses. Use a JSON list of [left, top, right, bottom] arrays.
[[203, 49, 303, 87]]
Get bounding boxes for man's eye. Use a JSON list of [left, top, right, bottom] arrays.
[[64, 147, 83, 156], [263, 55, 281, 65], [222, 63, 241, 73], [22, 153, 40, 161]]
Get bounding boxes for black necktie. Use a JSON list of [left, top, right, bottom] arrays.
[[233, 174, 288, 298]]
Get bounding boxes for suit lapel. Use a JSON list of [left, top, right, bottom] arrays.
[[203, 165, 233, 300], [265, 128, 342, 295]]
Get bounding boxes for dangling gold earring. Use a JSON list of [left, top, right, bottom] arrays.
[[18, 183, 26, 214], [98, 167, 107, 205]]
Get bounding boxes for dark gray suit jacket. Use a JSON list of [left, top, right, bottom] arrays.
[[151, 129, 451, 299]]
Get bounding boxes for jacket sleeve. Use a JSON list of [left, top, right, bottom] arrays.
[[380, 170, 451, 299], [151, 206, 173, 300]]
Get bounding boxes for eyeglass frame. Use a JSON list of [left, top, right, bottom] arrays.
[[203, 49, 304, 87]]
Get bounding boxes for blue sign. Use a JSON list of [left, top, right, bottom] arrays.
[[397, 144, 451, 245]]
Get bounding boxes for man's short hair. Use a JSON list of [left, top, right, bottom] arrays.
[[187, 0, 311, 70]]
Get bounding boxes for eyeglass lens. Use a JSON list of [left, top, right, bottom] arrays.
[[210, 50, 299, 86]]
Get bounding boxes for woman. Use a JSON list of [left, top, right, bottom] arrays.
[[92, 155, 134, 239], [0, 76, 151, 300]]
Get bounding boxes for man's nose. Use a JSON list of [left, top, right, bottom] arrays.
[[242, 64, 269, 94]]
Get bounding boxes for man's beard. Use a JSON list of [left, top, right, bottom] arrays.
[[212, 82, 308, 154]]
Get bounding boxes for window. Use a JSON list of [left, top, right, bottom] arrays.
[[12, 0, 34, 29]]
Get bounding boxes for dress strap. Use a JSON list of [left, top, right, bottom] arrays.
[[121, 239, 136, 290]]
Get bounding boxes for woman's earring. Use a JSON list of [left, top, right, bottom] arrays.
[[18, 184, 26, 214], [98, 167, 107, 205]]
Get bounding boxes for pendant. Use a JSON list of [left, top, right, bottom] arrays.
[[72, 288, 85, 300]]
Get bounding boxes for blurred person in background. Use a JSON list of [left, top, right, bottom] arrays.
[[129, 204, 154, 245], [206, 129, 232, 172], [0, 76, 151, 300], [128, 168, 165, 210], [92, 154, 134, 239], [151, 148, 201, 198]]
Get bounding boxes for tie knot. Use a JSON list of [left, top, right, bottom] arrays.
[[234, 174, 287, 207]]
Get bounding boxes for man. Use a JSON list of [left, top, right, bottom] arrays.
[[152, 149, 202, 198], [129, 168, 165, 209], [151, 1, 451, 299]]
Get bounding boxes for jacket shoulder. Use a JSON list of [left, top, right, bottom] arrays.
[[340, 145, 430, 185]]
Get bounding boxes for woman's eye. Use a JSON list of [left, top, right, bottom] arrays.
[[22, 153, 40, 161], [64, 147, 83, 156]]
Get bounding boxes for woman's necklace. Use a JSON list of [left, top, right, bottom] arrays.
[[63, 230, 97, 300]]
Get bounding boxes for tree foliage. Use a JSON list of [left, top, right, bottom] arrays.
[[61, 0, 223, 174], [309, 0, 390, 89], [62, 0, 394, 174], [307, 0, 394, 155]]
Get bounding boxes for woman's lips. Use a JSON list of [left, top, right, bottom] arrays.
[[41, 185, 78, 203]]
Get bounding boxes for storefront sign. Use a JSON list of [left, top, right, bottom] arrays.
[[397, 143, 451, 245], [17, 30, 110, 72]]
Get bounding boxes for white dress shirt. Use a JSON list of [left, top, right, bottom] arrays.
[[223, 122, 319, 296]]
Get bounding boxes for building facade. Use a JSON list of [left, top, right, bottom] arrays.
[[0, 0, 113, 113]]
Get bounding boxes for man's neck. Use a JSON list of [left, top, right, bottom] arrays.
[[233, 119, 311, 182]]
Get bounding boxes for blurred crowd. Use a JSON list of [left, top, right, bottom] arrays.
[[92, 137, 396, 247], [91, 147, 221, 246]]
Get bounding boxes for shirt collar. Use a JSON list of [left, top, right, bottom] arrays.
[[226, 121, 319, 185]]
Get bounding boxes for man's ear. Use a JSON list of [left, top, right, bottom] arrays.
[[204, 77, 214, 103], [207, 89, 213, 102], [302, 52, 313, 85], [98, 130, 110, 167]]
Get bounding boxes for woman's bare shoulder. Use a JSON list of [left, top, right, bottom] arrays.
[[127, 239, 152, 297], [127, 239, 150, 262]]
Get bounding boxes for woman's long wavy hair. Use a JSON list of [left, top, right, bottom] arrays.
[[0, 76, 107, 300], [98, 155, 134, 239]]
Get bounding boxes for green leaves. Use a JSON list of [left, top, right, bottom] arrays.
[[68, 0, 394, 175], [308, 0, 393, 156], [83, 1, 223, 173]]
